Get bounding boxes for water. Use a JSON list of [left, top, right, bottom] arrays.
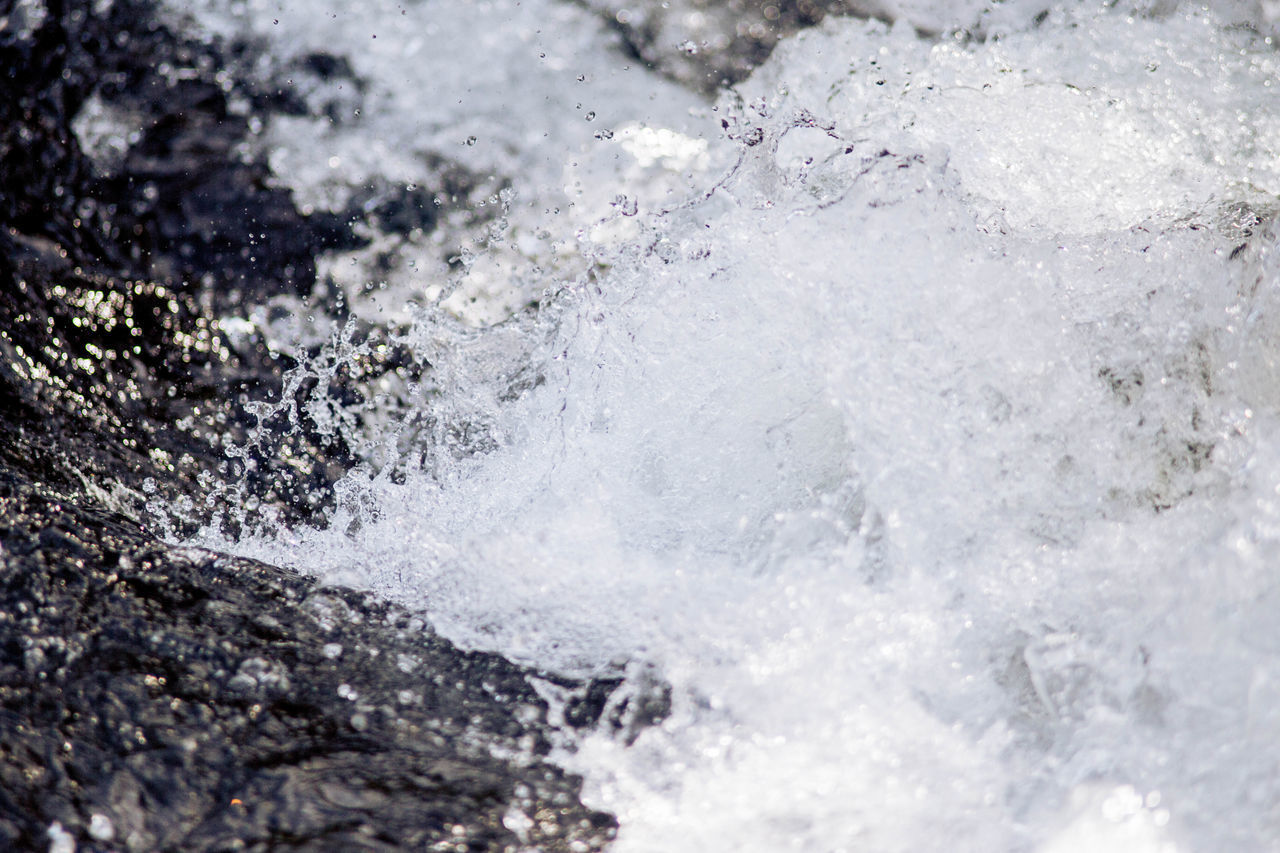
[[155, 1, 1280, 849]]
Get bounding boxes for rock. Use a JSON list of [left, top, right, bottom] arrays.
[[578, 0, 889, 94], [0, 478, 616, 851]]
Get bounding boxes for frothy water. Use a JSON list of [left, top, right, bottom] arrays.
[[177, 2, 1280, 850]]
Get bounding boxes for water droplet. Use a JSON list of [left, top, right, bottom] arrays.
[[466, 135, 477, 146], [585, 111, 596, 121], [88, 814, 114, 842]]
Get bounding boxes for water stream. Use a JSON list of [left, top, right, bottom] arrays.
[[152, 2, 1280, 849]]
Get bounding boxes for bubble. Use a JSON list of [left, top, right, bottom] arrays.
[[46, 823, 74, 853], [88, 814, 115, 842]]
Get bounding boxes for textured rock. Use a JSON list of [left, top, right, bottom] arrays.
[[577, 0, 889, 93], [0, 478, 617, 851]]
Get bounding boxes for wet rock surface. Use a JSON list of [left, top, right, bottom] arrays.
[[1, 0, 358, 525], [579, 0, 874, 92], [0, 481, 616, 852], [575, 0, 1001, 94]]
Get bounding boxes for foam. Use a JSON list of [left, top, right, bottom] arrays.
[[187, 3, 1280, 850]]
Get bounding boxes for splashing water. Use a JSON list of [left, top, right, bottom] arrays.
[[183, 2, 1280, 850]]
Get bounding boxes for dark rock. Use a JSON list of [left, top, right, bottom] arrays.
[[579, 0, 893, 94], [559, 668, 672, 746], [0, 0, 366, 525], [0, 474, 616, 851]]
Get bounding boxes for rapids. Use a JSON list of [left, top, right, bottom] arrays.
[[166, 1, 1280, 850]]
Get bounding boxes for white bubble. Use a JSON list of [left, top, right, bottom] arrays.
[[88, 814, 114, 842]]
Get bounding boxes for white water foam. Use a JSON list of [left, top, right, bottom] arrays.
[[179, 2, 1280, 851]]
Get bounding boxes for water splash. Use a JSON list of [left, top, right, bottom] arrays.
[[186, 3, 1280, 850]]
